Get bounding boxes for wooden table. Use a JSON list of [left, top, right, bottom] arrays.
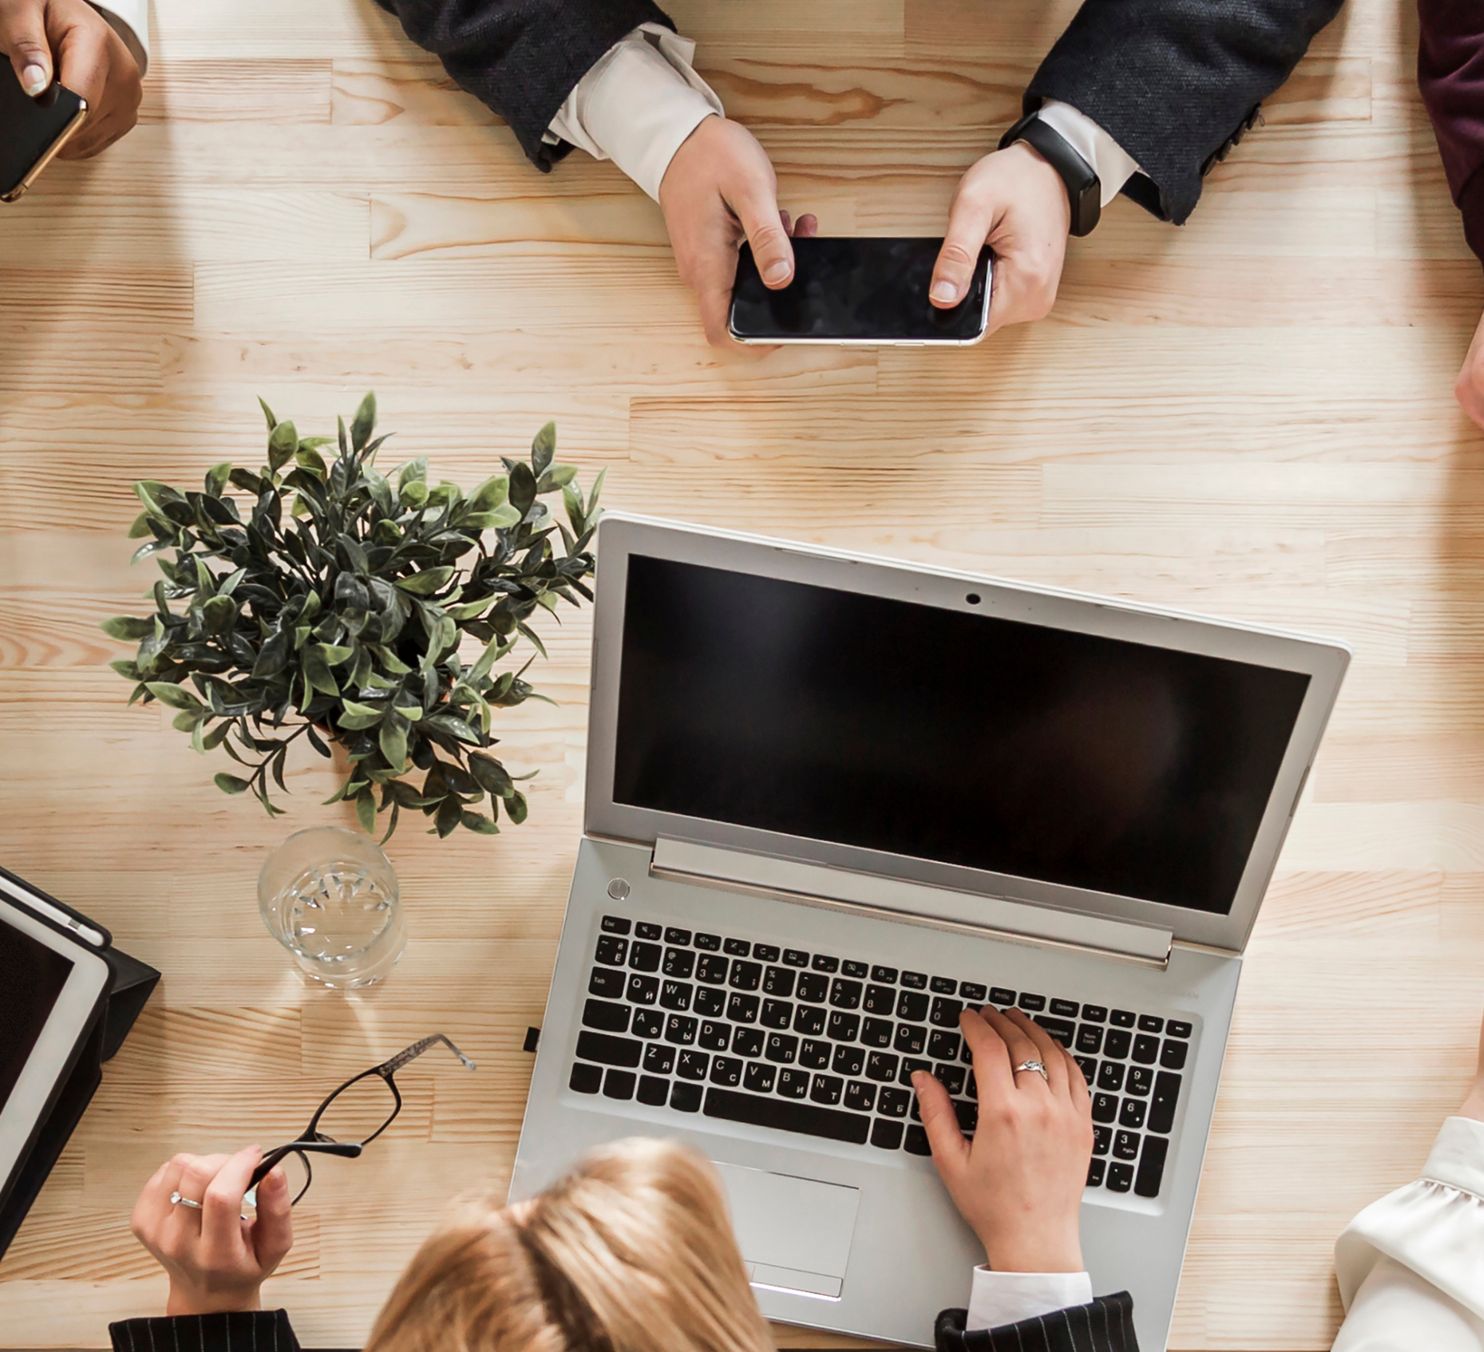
[[1, 0, 1479, 1346]]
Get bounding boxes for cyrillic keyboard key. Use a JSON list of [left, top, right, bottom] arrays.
[[643, 1043, 675, 1075], [676, 1049, 709, 1080], [595, 936, 628, 966], [703, 1088, 869, 1144], [570, 1063, 602, 1094], [699, 1021, 730, 1051], [745, 1062, 777, 1094], [1135, 1135, 1169, 1197], [800, 1039, 831, 1069], [778, 1068, 810, 1098], [861, 1017, 893, 1048], [727, 993, 760, 1024], [878, 1086, 911, 1117], [710, 1056, 743, 1088], [793, 1005, 826, 1036], [633, 1009, 664, 1039], [732, 1026, 765, 1059], [575, 1031, 641, 1068], [845, 1081, 876, 1112], [765, 1033, 798, 1064]]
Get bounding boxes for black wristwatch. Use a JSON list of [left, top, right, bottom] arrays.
[[999, 112, 1101, 237]]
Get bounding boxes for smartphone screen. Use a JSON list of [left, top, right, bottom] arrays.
[[0, 78, 86, 202], [729, 236, 993, 345]]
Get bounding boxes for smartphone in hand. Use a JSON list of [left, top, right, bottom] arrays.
[[1, 76, 87, 203], [729, 236, 993, 347]]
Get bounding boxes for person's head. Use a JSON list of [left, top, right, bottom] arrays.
[[364, 1137, 775, 1352]]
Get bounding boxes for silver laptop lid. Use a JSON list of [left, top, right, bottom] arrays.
[[585, 516, 1349, 954]]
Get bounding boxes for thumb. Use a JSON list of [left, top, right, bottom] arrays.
[[912, 1070, 969, 1176], [733, 185, 795, 289], [250, 1166, 295, 1273], [930, 193, 990, 308], [0, 9, 53, 97]]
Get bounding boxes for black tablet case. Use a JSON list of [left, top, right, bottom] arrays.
[[0, 864, 159, 1259]]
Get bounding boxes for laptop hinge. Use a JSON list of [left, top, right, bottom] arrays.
[[649, 839, 1173, 968]]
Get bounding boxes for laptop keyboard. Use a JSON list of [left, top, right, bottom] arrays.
[[569, 916, 1191, 1199]]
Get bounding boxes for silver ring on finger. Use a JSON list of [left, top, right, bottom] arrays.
[[169, 1191, 204, 1210], [1012, 1058, 1049, 1085]]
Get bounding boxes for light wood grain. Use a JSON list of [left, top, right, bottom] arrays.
[[2, 1, 1481, 1348]]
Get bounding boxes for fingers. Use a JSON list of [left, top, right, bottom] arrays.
[[911, 1070, 970, 1179], [697, 282, 735, 349], [172, 1153, 229, 1238], [131, 1155, 182, 1247], [732, 183, 795, 290], [793, 213, 819, 239], [930, 191, 990, 308], [56, 16, 139, 159], [201, 1146, 261, 1259], [981, 1007, 1048, 1092], [1061, 1043, 1091, 1111], [1004, 1008, 1069, 1096], [249, 1167, 295, 1273], [0, 0, 52, 95], [959, 1006, 1015, 1102]]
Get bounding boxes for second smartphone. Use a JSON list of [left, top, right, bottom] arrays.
[[729, 236, 993, 347]]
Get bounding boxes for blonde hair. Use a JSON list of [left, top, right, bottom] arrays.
[[365, 1137, 776, 1352]]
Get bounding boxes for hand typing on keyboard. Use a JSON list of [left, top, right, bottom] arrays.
[[912, 1006, 1093, 1274]]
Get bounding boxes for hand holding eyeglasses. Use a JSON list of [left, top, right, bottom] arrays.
[[130, 1146, 295, 1317]]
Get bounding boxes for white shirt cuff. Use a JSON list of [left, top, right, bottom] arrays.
[[90, 0, 149, 75], [965, 1267, 1095, 1332], [544, 23, 724, 202], [1036, 100, 1139, 208]]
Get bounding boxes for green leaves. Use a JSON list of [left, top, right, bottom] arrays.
[[101, 394, 602, 841]]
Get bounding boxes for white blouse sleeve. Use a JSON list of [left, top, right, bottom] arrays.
[[90, 1, 149, 75], [1332, 1116, 1484, 1351]]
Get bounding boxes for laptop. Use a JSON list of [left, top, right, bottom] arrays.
[[510, 515, 1349, 1350]]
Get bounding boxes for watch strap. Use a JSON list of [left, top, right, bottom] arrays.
[[999, 112, 1101, 237]]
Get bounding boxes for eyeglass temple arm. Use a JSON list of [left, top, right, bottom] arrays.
[[376, 1033, 476, 1077], [250, 1140, 362, 1188]]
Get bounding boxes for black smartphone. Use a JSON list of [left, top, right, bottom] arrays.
[[0, 76, 87, 203], [728, 236, 993, 346]]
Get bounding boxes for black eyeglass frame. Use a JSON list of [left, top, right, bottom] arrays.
[[248, 1033, 475, 1205]]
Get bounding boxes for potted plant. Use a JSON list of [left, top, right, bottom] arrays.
[[102, 393, 602, 840]]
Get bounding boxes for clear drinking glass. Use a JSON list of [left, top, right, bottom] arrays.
[[258, 827, 406, 989]]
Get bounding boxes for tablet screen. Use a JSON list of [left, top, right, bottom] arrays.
[[0, 925, 74, 1108]]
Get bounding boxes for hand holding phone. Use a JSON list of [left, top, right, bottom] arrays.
[[0, 0, 143, 182], [729, 237, 994, 347]]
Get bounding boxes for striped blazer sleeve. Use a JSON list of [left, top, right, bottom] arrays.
[[935, 1292, 1140, 1352], [108, 1309, 300, 1352]]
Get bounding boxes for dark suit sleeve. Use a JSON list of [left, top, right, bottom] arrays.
[[108, 1309, 300, 1352], [371, 0, 676, 170], [1417, 0, 1484, 263], [934, 1292, 1139, 1351], [1025, 0, 1345, 224]]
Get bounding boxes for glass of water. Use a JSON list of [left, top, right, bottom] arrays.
[[259, 827, 406, 989]]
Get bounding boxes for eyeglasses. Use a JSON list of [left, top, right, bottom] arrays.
[[247, 1033, 475, 1207]]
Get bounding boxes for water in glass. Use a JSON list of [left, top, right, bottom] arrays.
[[259, 827, 406, 988]]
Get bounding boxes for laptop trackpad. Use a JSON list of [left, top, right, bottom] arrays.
[[713, 1162, 860, 1300]]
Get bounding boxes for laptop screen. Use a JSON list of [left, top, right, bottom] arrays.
[[612, 554, 1312, 917]]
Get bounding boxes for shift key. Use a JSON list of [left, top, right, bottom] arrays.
[[1149, 1071, 1181, 1134], [575, 1031, 643, 1068]]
